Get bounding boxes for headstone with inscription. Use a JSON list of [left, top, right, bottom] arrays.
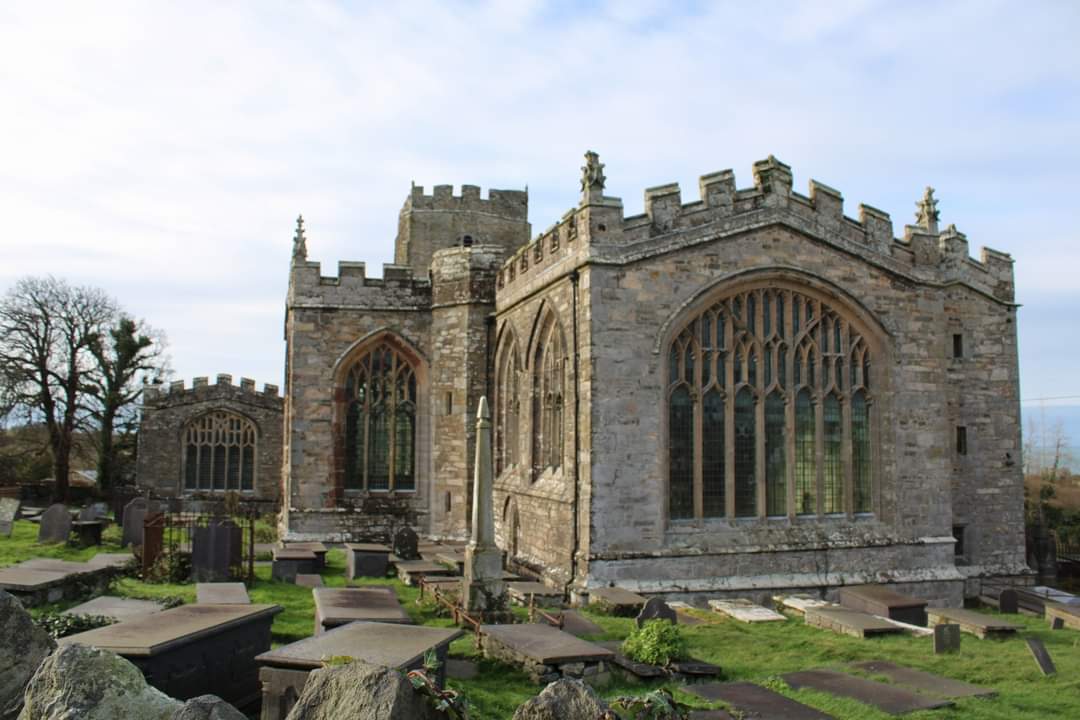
[[393, 525, 420, 561], [998, 588, 1019, 614], [0, 497, 20, 536], [121, 497, 149, 548], [37, 503, 72, 544], [934, 623, 961, 654]]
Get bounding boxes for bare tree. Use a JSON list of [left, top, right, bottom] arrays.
[[0, 277, 114, 501]]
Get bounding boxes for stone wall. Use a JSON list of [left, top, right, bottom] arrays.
[[136, 375, 283, 503]]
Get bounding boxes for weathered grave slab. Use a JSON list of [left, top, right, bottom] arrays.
[[838, 585, 928, 626], [686, 681, 835, 720], [1026, 637, 1056, 676], [37, 503, 72, 544], [783, 669, 953, 715], [688, 712, 735, 720], [0, 559, 114, 606], [1044, 602, 1080, 631], [283, 541, 328, 570], [596, 640, 667, 679], [934, 623, 961, 654], [709, 598, 786, 623], [87, 552, 133, 569], [423, 576, 464, 596], [508, 581, 564, 607], [589, 586, 647, 615], [196, 582, 251, 604], [435, 550, 465, 572], [481, 622, 613, 684], [804, 607, 902, 638], [271, 548, 316, 583], [313, 585, 411, 633], [561, 609, 604, 637], [63, 596, 165, 622], [60, 603, 281, 707], [344, 542, 390, 579], [637, 596, 678, 627], [256, 621, 462, 720], [0, 497, 21, 536], [776, 594, 836, 616], [395, 559, 457, 585], [850, 660, 995, 698], [295, 574, 323, 588], [927, 608, 1020, 638]]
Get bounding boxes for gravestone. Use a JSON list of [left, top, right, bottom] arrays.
[[934, 623, 961, 654], [393, 525, 419, 561], [78, 502, 109, 521], [998, 588, 1019, 614], [192, 519, 242, 582], [271, 548, 317, 583], [687, 682, 834, 720], [1026, 637, 1056, 676], [0, 497, 20, 536], [37, 503, 72, 544], [197, 582, 251, 604], [782, 669, 952, 714], [850, 660, 995, 698], [1051, 616, 1065, 630], [63, 595, 165, 622], [636, 597, 677, 628], [121, 497, 149, 548]]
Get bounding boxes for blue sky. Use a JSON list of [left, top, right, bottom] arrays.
[[1, 1, 1078, 451]]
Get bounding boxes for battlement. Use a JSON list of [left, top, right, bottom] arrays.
[[497, 156, 1015, 301], [402, 184, 528, 219], [143, 374, 282, 406]]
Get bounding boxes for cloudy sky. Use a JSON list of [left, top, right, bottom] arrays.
[[1, 1, 1078, 445]]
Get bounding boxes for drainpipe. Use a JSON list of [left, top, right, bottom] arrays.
[[566, 269, 581, 599]]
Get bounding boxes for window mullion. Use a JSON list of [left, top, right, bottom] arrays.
[[724, 317, 736, 519], [693, 340, 704, 521]]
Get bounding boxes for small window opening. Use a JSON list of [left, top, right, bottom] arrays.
[[461, 234, 473, 247], [953, 525, 965, 556], [956, 426, 967, 456], [445, 491, 452, 513], [952, 333, 964, 359], [445, 391, 453, 415]]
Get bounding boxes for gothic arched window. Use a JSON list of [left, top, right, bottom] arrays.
[[495, 334, 521, 475], [532, 314, 566, 479], [183, 411, 257, 492], [344, 342, 417, 491], [666, 283, 876, 520]]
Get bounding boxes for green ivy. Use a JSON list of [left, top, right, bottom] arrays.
[[621, 620, 688, 667], [34, 611, 115, 639]]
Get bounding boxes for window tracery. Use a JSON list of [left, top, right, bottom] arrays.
[[532, 314, 566, 479], [495, 335, 521, 475], [183, 411, 257, 492]]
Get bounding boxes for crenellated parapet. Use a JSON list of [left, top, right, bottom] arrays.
[[142, 374, 283, 410], [289, 258, 433, 311], [496, 154, 1015, 303], [430, 244, 504, 307], [402, 184, 528, 217]]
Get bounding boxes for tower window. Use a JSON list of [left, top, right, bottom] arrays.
[[956, 426, 968, 456], [952, 333, 964, 359]]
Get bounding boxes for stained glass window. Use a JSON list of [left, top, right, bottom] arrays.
[[182, 411, 258, 492]]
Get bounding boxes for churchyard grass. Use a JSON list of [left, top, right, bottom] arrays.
[[3, 519, 1080, 718]]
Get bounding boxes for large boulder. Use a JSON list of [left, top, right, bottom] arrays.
[[512, 678, 611, 720], [284, 659, 444, 720], [170, 695, 246, 720], [18, 644, 181, 720], [0, 590, 56, 720]]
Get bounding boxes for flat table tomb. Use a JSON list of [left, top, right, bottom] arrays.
[[775, 594, 837, 616], [837, 585, 928, 626], [588, 586, 647, 615], [849, 660, 996, 698], [256, 621, 463, 720], [481, 622, 613, 684], [434, 551, 466, 573], [0, 559, 116, 606], [783, 669, 953, 715], [60, 603, 282, 708], [708, 598, 786, 623], [394, 559, 457, 585], [686, 681, 835, 720], [282, 542, 328, 570], [63, 596, 165, 622], [926, 608, 1020, 638], [313, 585, 412, 634], [508, 581, 564, 607], [344, 542, 391, 579], [1045, 602, 1080, 630], [197, 582, 252, 604], [271, 548, 317, 583], [804, 607, 903, 638]]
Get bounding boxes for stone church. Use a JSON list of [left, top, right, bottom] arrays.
[[139, 151, 1029, 604]]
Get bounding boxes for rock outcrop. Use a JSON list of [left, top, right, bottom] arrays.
[[512, 678, 611, 720], [284, 660, 444, 720], [0, 590, 56, 720], [18, 644, 181, 720], [170, 695, 246, 720]]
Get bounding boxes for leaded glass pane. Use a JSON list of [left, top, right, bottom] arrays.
[[669, 386, 694, 520], [368, 407, 390, 490], [703, 389, 725, 517], [734, 388, 756, 517], [795, 389, 815, 514], [185, 445, 197, 489], [766, 392, 786, 516], [823, 394, 843, 513], [241, 446, 254, 491], [853, 392, 871, 512], [212, 445, 226, 491]]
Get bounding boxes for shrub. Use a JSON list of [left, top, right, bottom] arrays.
[[621, 620, 688, 667], [34, 611, 115, 639]]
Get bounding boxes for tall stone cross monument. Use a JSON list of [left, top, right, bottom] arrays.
[[463, 396, 511, 622]]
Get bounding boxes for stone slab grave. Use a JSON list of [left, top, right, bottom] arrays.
[[783, 669, 953, 715], [395, 559, 458, 586], [837, 584, 928, 626], [0, 558, 115, 606], [344, 542, 390, 579], [0, 496, 21, 536], [688, 712, 735, 720], [596, 639, 721, 683], [423, 576, 464, 595], [197, 582, 251, 604], [283, 541, 328, 570], [271, 547, 317, 582], [804, 606, 903, 639], [934, 623, 961, 654], [481, 622, 614, 684], [435, 550, 466, 573], [87, 552, 133, 569], [596, 640, 668, 680], [776, 594, 835, 616], [850, 660, 995, 698], [60, 602, 282, 708], [1012, 585, 1080, 616], [508, 581, 564, 608], [256, 621, 463, 720], [668, 601, 715, 626], [63, 595, 165, 622], [588, 586, 647, 616], [709, 598, 786, 623], [313, 585, 411, 634], [560, 609, 604, 637], [192, 519, 242, 582], [295, 574, 323, 588], [37, 503, 72, 544], [927, 607, 1020, 639], [687, 681, 835, 720], [1044, 602, 1080, 630], [1026, 637, 1056, 676]]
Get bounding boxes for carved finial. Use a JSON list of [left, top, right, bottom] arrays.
[[580, 150, 606, 201], [292, 214, 307, 262], [915, 186, 940, 234]]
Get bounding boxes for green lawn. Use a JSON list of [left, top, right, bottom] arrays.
[[3, 518, 1079, 719]]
